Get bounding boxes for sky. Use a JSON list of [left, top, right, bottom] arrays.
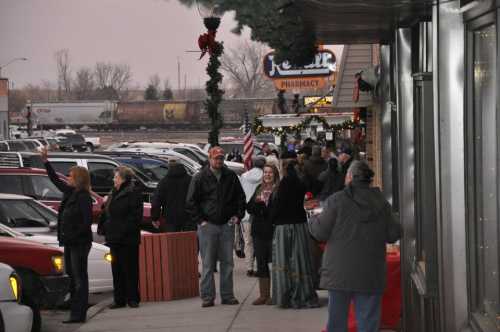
[[0, 0, 342, 90]]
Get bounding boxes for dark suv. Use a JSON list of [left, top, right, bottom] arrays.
[[56, 134, 87, 152]]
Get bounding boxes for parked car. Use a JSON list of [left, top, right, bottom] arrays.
[[203, 140, 263, 158], [0, 224, 112, 294], [0, 236, 68, 332], [0, 167, 154, 232], [0, 167, 104, 223], [106, 154, 170, 182], [105, 146, 202, 175], [0, 262, 33, 332], [107, 141, 245, 174], [0, 140, 31, 152], [0, 152, 157, 202], [0, 194, 57, 235]]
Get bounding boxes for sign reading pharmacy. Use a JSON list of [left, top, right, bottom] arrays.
[[263, 50, 336, 79]]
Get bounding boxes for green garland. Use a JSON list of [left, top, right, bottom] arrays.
[[252, 115, 357, 137], [178, 1, 317, 66], [205, 41, 225, 146]]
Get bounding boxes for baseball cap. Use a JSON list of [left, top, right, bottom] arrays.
[[209, 146, 225, 159]]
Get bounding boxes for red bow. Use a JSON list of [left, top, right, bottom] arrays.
[[198, 30, 217, 59]]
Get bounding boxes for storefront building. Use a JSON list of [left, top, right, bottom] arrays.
[[297, 0, 500, 331]]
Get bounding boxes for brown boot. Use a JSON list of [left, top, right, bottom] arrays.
[[252, 278, 270, 305]]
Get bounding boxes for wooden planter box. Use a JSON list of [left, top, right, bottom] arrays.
[[139, 232, 199, 302]]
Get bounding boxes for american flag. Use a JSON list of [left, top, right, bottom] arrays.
[[243, 110, 253, 171]]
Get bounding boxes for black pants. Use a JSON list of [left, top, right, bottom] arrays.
[[64, 243, 91, 321], [254, 236, 272, 278], [109, 244, 140, 305]]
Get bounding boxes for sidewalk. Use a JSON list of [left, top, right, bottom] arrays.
[[77, 259, 330, 332]]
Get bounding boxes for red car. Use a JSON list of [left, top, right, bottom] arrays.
[[0, 167, 153, 228], [0, 236, 69, 332]]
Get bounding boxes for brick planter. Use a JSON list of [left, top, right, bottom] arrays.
[[139, 232, 199, 302]]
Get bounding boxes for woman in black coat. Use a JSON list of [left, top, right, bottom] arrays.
[[247, 164, 280, 305], [41, 148, 93, 323], [99, 166, 143, 309]]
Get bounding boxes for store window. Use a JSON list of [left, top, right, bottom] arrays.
[[468, 23, 500, 329]]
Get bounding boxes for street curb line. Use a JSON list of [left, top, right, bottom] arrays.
[[86, 296, 114, 321]]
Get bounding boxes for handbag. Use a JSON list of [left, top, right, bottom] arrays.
[[234, 223, 246, 259]]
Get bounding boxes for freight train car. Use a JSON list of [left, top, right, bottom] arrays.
[[29, 101, 116, 129], [113, 101, 199, 129], [13, 98, 278, 129]]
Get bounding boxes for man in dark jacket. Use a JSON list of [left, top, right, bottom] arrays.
[[338, 146, 353, 180], [151, 162, 193, 232], [186, 146, 246, 308], [303, 145, 328, 196], [318, 158, 344, 202], [309, 161, 401, 332]]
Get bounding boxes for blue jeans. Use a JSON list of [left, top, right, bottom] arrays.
[[327, 290, 382, 332], [198, 222, 235, 302]]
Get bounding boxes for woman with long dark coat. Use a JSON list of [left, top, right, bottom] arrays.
[[247, 164, 280, 305], [271, 151, 319, 309], [99, 166, 143, 309], [41, 148, 93, 323]]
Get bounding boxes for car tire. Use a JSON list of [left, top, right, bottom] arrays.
[[29, 303, 41, 332], [86, 143, 94, 152]]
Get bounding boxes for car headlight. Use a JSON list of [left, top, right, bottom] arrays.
[[104, 253, 112, 263], [9, 274, 21, 302], [51, 255, 64, 273]]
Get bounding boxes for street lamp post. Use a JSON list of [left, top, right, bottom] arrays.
[[0, 57, 28, 78]]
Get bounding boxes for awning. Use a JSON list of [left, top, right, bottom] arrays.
[[296, 0, 432, 44]]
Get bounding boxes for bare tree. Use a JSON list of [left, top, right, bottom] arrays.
[[220, 41, 274, 98], [54, 49, 72, 100], [40, 80, 56, 102], [73, 67, 95, 100], [94, 62, 132, 100]]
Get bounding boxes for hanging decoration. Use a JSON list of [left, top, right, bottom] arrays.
[[252, 115, 357, 137], [198, 17, 220, 59]]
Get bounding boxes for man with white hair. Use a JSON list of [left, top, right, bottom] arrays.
[[239, 155, 267, 276], [309, 161, 401, 332]]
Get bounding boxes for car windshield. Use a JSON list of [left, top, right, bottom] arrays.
[[119, 159, 168, 182], [0, 199, 57, 228], [59, 134, 85, 144]]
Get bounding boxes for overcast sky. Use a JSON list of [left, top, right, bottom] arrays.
[[0, 0, 342, 90]]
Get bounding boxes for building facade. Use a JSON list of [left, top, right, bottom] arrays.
[[295, 0, 500, 330]]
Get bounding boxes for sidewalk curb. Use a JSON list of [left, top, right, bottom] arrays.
[[86, 296, 114, 321]]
